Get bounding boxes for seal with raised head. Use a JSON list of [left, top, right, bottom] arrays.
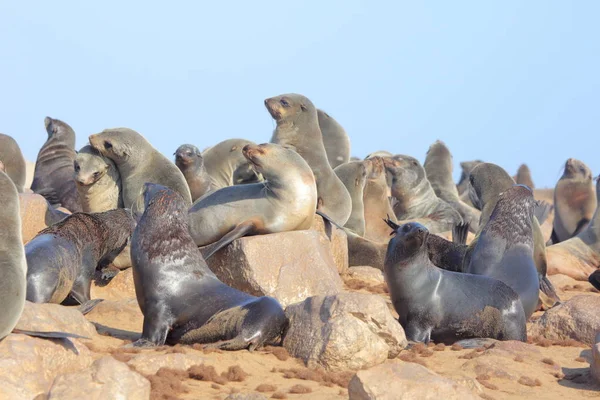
[[74, 145, 123, 212], [384, 220, 527, 344], [174, 144, 216, 201], [456, 159, 483, 196], [88, 128, 192, 212], [202, 138, 263, 190], [130, 183, 287, 349], [515, 164, 535, 189], [266, 93, 352, 226], [548, 158, 597, 245], [334, 159, 373, 236], [362, 156, 398, 243], [188, 143, 317, 258], [317, 109, 350, 169], [385, 155, 463, 233], [26, 208, 136, 305], [423, 140, 480, 232], [0, 133, 27, 193], [31, 117, 82, 212]]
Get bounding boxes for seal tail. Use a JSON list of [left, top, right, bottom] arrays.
[[452, 222, 470, 245], [588, 270, 600, 291], [533, 200, 553, 226]]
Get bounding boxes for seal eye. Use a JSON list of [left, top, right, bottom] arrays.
[[74, 163, 80, 172], [93, 171, 101, 179], [104, 141, 113, 150], [469, 175, 475, 184], [280, 99, 290, 108]]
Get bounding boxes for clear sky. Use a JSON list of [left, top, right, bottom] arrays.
[[1, 1, 598, 188]]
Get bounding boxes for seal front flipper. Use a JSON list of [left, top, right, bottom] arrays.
[[78, 299, 104, 315], [202, 220, 257, 259], [538, 275, 561, 309], [589, 270, 600, 291], [534, 200, 553, 226], [12, 328, 90, 341], [452, 222, 470, 245], [404, 323, 432, 344], [137, 303, 174, 347]]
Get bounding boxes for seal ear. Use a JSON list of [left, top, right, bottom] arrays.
[[300, 103, 308, 112]]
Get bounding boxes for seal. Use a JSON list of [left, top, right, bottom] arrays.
[[334, 159, 372, 236], [548, 158, 596, 244], [266, 93, 352, 226], [202, 138, 264, 189], [317, 109, 350, 169], [130, 183, 288, 349], [0, 133, 27, 193], [362, 156, 399, 243], [456, 159, 483, 196], [31, 117, 82, 212], [515, 164, 535, 189], [188, 143, 317, 258], [174, 144, 216, 201], [74, 145, 123, 212], [384, 220, 527, 344], [384, 155, 463, 233], [25, 208, 136, 305], [465, 185, 540, 318], [0, 169, 27, 339], [423, 140, 480, 232], [88, 127, 192, 212]]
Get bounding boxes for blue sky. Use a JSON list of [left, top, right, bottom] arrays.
[[1, 1, 598, 188]]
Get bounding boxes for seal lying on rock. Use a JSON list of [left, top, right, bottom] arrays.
[[174, 144, 216, 201], [384, 220, 527, 344], [188, 143, 317, 259], [26, 209, 136, 305], [130, 183, 287, 349]]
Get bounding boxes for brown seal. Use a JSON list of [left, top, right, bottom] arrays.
[[423, 140, 480, 232], [266, 93, 352, 226], [174, 144, 216, 201], [333, 159, 373, 236], [0, 133, 27, 193], [31, 117, 82, 212], [188, 143, 317, 259], [88, 127, 192, 212], [74, 145, 123, 212], [456, 159, 483, 196], [202, 138, 264, 189], [515, 163, 535, 189], [317, 109, 350, 169], [548, 158, 596, 244], [362, 156, 398, 243]]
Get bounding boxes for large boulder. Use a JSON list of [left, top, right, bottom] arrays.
[[311, 214, 349, 274], [283, 293, 406, 371], [528, 295, 600, 346], [592, 333, 600, 383], [201, 230, 342, 307], [344, 266, 385, 286], [48, 356, 150, 400], [348, 360, 478, 400]]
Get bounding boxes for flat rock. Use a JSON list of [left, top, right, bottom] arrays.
[[202, 230, 342, 307], [48, 356, 150, 400], [19, 193, 50, 244], [283, 293, 407, 371], [127, 352, 208, 375], [91, 268, 136, 301], [592, 333, 600, 383], [528, 295, 600, 346], [344, 266, 385, 286], [348, 360, 478, 400], [548, 274, 582, 290], [311, 214, 349, 274]]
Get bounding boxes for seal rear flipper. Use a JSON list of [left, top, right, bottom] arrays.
[[589, 270, 600, 291], [202, 220, 257, 259], [452, 222, 470, 245], [44, 201, 70, 226], [316, 210, 346, 230], [533, 200, 553, 225], [538, 276, 561, 309], [454, 338, 498, 349], [203, 336, 258, 351], [78, 299, 104, 315], [12, 328, 90, 340]]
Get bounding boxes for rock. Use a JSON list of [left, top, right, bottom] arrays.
[[84, 299, 143, 342], [202, 230, 342, 307], [225, 393, 269, 400], [311, 214, 349, 274], [16, 301, 98, 339], [91, 268, 136, 301], [348, 360, 478, 400], [127, 353, 208, 375], [546, 239, 600, 281], [48, 356, 150, 400], [283, 293, 406, 371], [345, 266, 385, 286], [592, 333, 600, 383], [528, 295, 600, 346], [548, 274, 582, 290], [19, 193, 50, 244]]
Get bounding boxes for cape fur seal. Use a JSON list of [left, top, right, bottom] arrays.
[[0, 170, 27, 339], [362, 156, 398, 243], [515, 164, 535, 189], [174, 144, 216, 201], [317, 109, 350, 169], [130, 183, 287, 348], [88, 128, 192, 212], [456, 159, 483, 196], [74, 145, 123, 212], [188, 143, 317, 258], [423, 140, 480, 232], [333, 159, 373, 236], [267, 93, 352, 226], [0, 133, 27, 193], [548, 158, 597, 244], [26, 209, 135, 305], [202, 139, 263, 189], [384, 220, 526, 344], [385, 155, 463, 233], [31, 117, 82, 212]]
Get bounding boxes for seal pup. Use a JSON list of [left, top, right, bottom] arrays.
[[0, 133, 27, 192], [174, 144, 216, 201], [456, 159, 483, 196], [31, 117, 82, 212], [267, 93, 352, 226], [88, 128, 192, 213], [384, 220, 526, 344], [423, 140, 480, 232], [189, 143, 317, 258], [515, 164, 535, 189], [385, 155, 463, 233], [334, 159, 373, 236], [130, 183, 287, 349], [548, 158, 596, 244], [202, 139, 263, 190], [26, 208, 136, 305], [363, 157, 399, 243], [317, 109, 350, 169], [465, 185, 540, 318], [74, 145, 123, 212]]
